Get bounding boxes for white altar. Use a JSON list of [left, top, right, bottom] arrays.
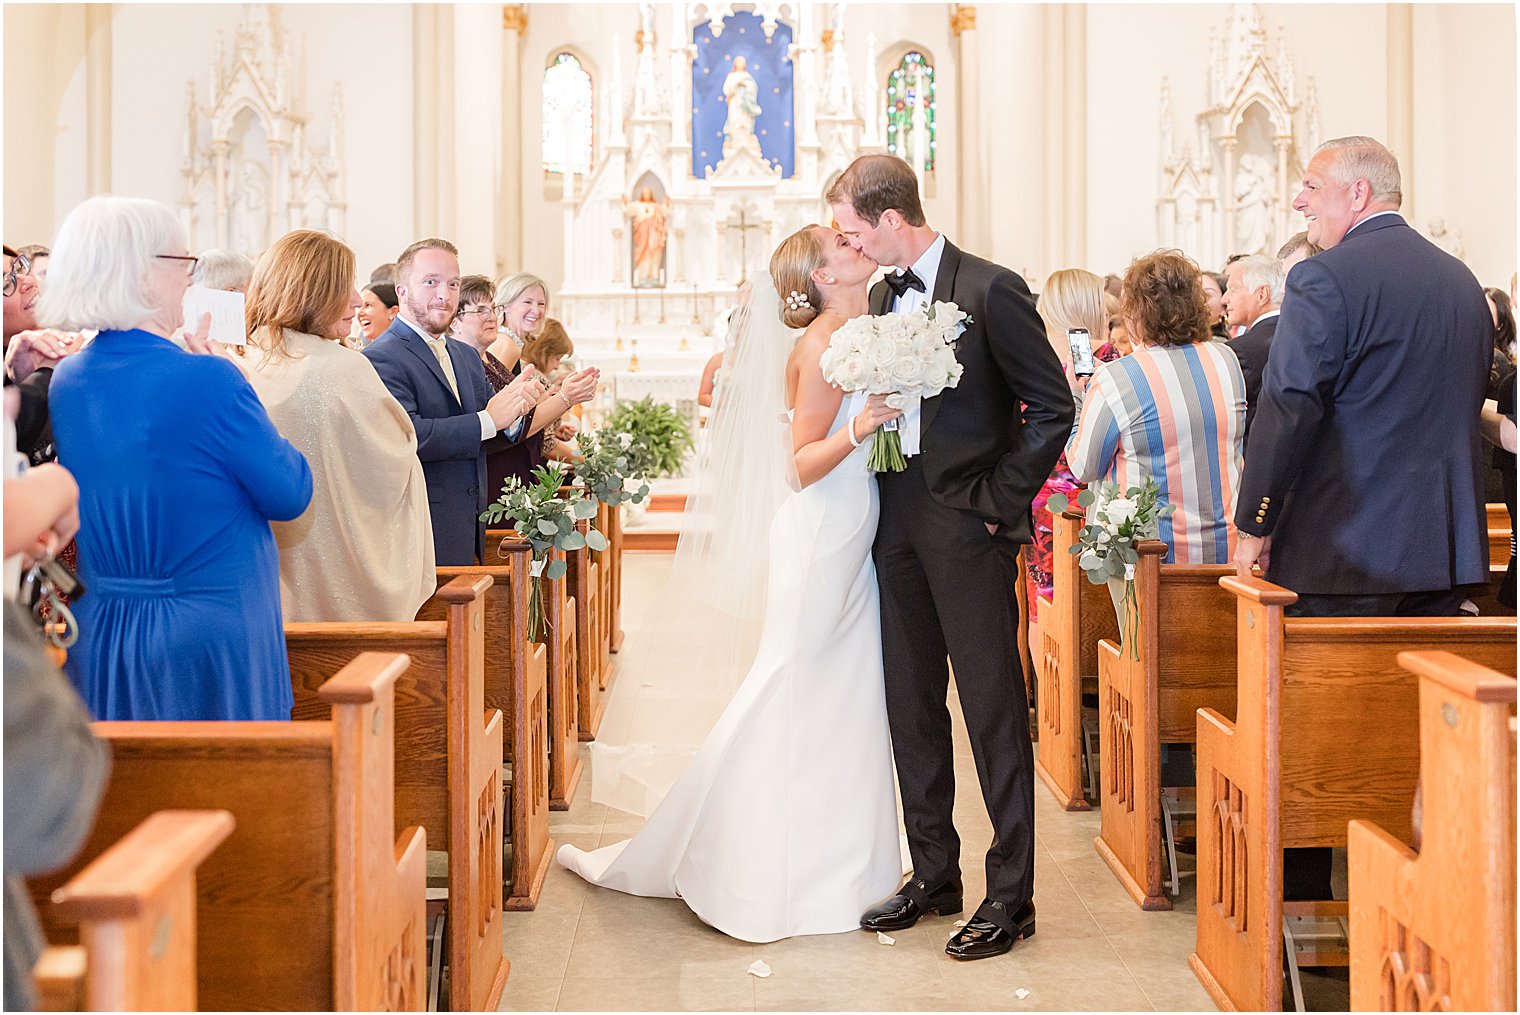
[[555, 2, 880, 430]]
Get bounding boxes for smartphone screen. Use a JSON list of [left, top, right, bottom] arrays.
[[1067, 328, 1095, 377]]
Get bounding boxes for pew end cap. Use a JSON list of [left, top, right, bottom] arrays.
[[49, 810, 235, 920], [1219, 573, 1298, 607], [317, 651, 412, 705], [1396, 650, 1518, 704], [436, 573, 493, 603]]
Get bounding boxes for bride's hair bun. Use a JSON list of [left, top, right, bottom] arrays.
[[769, 227, 825, 328]]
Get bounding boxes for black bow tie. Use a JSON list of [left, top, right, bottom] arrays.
[[884, 268, 927, 300]]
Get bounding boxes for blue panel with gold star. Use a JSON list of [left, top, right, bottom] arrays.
[[691, 12, 794, 179]]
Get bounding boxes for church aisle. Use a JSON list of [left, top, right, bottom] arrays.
[[497, 554, 1215, 1012]]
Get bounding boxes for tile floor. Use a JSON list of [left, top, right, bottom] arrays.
[[498, 553, 1222, 1012]]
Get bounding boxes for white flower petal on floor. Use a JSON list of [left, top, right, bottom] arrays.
[[1015, 989, 1031, 1000], [747, 959, 772, 978], [876, 931, 895, 946]]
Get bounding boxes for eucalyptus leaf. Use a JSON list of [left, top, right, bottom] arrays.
[[586, 529, 608, 552], [536, 519, 558, 536], [573, 499, 599, 519], [1046, 492, 1069, 515], [545, 559, 568, 580], [561, 530, 587, 551], [1076, 488, 1095, 508]]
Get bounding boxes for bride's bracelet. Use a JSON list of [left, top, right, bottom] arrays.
[[847, 415, 863, 448]]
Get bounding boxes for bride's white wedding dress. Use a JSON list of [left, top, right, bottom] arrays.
[[556, 397, 902, 943]]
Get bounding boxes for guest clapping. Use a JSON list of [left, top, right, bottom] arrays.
[[1067, 251, 1246, 564], [357, 282, 399, 345], [488, 271, 549, 370], [38, 196, 312, 720], [243, 230, 436, 622]]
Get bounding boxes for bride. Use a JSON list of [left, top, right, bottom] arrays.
[[556, 226, 905, 942]]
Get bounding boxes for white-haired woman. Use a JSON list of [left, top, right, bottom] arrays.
[[38, 196, 312, 721], [191, 248, 255, 293]]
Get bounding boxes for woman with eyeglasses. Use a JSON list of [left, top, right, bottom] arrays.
[[38, 196, 313, 721], [242, 230, 435, 623]]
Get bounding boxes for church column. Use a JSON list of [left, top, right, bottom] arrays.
[[212, 141, 229, 248], [1060, 4, 1086, 270], [1038, 4, 1087, 275], [1386, 3, 1415, 223], [1274, 136, 1292, 247], [85, 3, 112, 195], [498, 5, 527, 275], [794, 3, 820, 179], [1220, 137, 1238, 259], [668, 3, 693, 184], [452, 3, 500, 269], [412, 4, 453, 238], [952, 6, 987, 256]]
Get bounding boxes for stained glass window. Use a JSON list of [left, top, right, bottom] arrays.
[[885, 51, 935, 173], [542, 52, 594, 174]]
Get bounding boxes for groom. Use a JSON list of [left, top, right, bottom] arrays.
[[829, 155, 1074, 960]]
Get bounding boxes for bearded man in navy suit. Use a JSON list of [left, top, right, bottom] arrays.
[[364, 239, 541, 565]]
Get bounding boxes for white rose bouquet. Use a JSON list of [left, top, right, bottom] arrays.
[[1046, 480, 1175, 660], [818, 300, 969, 472]]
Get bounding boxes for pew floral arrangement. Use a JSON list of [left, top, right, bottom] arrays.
[[572, 428, 652, 508], [818, 301, 968, 472], [481, 463, 605, 639], [1046, 480, 1175, 660]]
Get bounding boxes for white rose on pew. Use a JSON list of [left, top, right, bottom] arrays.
[[1105, 497, 1137, 525], [617, 432, 634, 449]]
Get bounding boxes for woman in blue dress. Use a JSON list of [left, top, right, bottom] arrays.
[[38, 196, 312, 721]]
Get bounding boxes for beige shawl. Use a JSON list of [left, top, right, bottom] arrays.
[[246, 329, 435, 622]]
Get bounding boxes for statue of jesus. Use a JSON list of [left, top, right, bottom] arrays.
[[624, 187, 671, 288], [721, 55, 762, 158]]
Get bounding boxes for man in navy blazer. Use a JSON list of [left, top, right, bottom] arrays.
[[1234, 136, 1491, 616], [364, 239, 539, 565], [1220, 252, 1285, 448]]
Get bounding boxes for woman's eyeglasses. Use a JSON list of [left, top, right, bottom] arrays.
[[156, 254, 200, 277], [3, 254, 30, 297]]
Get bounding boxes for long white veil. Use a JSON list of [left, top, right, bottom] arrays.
[[588, 272, 800, 816]]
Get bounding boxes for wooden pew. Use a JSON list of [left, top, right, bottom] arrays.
[[1033, 506, 1119, 811], [605, 502, 626, 654], [487, 531, 583, 811], [420, 550, 552, 912], [285, 577, 507, 1012], [1488, 501, 1510, 567], [1348, 651, 1517, 1012], [1094, 539, 1238, 910], [35, 810, 233, 1012], [33, 653, 427, 1011], [1188, 577, 1517, 1012], [594, 501, 622, 682], [567, 518, 609, 741]]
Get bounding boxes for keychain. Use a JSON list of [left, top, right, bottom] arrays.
[[21, 556, 80, 650]]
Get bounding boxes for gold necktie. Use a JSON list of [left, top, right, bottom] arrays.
[[428, 336, 460, 401]]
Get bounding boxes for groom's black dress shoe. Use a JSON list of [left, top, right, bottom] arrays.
[[945, 900, 1036, 960], [859, 879, 963, 932]]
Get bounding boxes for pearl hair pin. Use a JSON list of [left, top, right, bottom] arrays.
[[785, 290, 811, 309]]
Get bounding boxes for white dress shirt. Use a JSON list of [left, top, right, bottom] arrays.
[[885, 232, 947, 456]]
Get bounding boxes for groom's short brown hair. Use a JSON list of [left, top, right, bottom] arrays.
[[826, 155, 927, 228]]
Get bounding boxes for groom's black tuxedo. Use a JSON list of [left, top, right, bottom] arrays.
[[871, 238, 1074, 910]]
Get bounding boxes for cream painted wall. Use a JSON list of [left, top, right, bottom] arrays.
[[4, 4, 89, 247], [1408, 3, 1516, 289]]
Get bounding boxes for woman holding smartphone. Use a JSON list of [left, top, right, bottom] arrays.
[[1026, 269, 1114, 616]]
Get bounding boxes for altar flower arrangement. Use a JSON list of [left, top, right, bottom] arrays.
[[818, 301, 969, 472], [573, 428, 652, 508], [481, 463, 604, 639], [1046, 480, 1175, 660]]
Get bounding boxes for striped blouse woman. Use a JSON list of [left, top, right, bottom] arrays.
[[1066, 251, 1247, 565]]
